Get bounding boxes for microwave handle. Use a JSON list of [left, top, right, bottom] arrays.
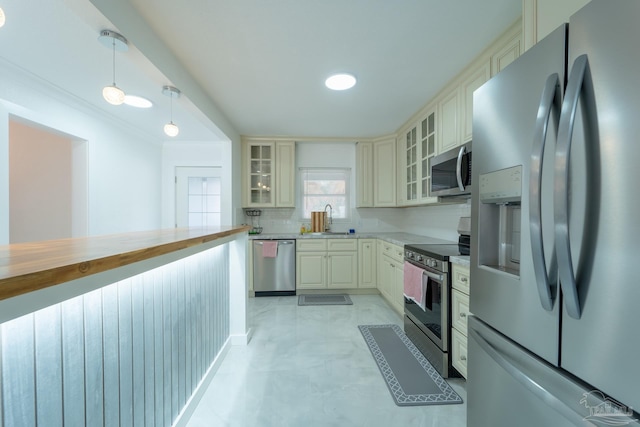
[[455, 146, 466, 191]]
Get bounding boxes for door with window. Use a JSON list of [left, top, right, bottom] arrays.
[[175, 167, 222, 228]]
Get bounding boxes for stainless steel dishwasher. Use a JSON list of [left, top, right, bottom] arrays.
[[252, 239, 296, 296]]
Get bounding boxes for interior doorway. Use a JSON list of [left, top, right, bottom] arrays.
[[8, 117, 88, 243], [175, 166, 222, 228]]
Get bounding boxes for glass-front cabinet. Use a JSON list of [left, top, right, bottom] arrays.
[[405, 127, 418, 202], [242, 138, 295, 208], [421, 110, 437, 201], [398, 105, 438, 206], [249, 143, 273, 205]]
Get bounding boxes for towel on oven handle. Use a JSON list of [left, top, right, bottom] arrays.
[[403, 261, 427, 311]]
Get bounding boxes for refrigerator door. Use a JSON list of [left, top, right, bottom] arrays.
[[558, 0, 640, 411], [467, 316, 639, 427], [470, 25, 566, 365]]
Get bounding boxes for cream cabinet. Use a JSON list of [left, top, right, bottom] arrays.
[[355, 138, 396, 207], [373, 137, 396, 207], [397, 107, 438, 206], [460, 60, 491, 143], [355, 141, 374, 207], [437, 86, 460, 154], [377, 241, 404, 314], [491, 22, 522, 76], [451, 263, 471, 378], [358, 239, 377, 289], [241, 138, 295, 208], [296, 239, 358, 290]]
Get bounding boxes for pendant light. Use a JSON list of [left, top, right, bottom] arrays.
[[0, 7, 6, 28], [98, 30, 128, 105], [162, 86, 180, 137]]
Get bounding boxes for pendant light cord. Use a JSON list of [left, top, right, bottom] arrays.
[[112, 38, 117, 86]]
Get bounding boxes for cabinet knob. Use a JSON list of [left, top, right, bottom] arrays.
[[459, 312, 467, 318], [461, 276, 468, 283], [460, 355, 467, 361]]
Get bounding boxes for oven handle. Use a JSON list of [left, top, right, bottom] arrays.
[[420, 268, 443, 283]]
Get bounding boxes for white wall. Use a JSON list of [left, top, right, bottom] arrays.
[[0, 59, 163, 243], [9, 120, 73, 243], [161, 141, 233, 228]]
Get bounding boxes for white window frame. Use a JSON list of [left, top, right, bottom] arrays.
[[298, 167, 351, 221]]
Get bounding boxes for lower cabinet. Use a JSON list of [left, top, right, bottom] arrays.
[[377, 241, 405, 314], [358, 239, 377, 288], [451, 263, 471, 378], [296, 239, 358, 290]]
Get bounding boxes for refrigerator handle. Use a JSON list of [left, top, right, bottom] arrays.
[[455, 146, 465, 191], [469, 319, 591, 426], [529, 73, 561, 311], [555, 54, 592, 319]]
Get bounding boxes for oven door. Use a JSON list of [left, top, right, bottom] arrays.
[[404, 265, 449, 351]]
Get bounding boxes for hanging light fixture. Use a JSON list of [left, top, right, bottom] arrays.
[[98, 30, 128, 105], [162, 85, 180, 137], [0, 7, 6, 28]]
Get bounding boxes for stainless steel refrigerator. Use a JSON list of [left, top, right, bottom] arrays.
[[469, 1, 640, 425]]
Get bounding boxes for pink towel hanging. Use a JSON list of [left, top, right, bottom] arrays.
[[403, 261, 426, 311], [262, 241, 278, 258]]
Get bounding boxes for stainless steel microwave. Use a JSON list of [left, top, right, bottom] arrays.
[[430, 142, 472, 197]]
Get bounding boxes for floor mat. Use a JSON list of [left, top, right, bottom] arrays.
[[358, 324, 463, 406], [297, 294, 353, 306]]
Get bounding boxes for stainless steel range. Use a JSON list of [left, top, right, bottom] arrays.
[[403, 228, 469, 378]]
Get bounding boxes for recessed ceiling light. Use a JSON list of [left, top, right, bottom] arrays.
[[325, 73, 357, 91], [124, 95, 153, 108]]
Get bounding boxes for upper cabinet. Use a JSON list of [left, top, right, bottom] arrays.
[[397, 105, 438, 206], [373, 137, 396, 207], [460, 60, 491, 143], [491, 25, 521, 76], [355, 137, 396, 207], [355, 141, 374, 208], [242, 138, 295, 208], [437, 85, 460, 154], [523, 0, 590, 51]]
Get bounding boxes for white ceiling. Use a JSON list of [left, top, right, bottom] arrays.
[[0, 0, 522, 142]]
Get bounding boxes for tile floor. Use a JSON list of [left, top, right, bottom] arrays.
[[186, 294, 467, 427]]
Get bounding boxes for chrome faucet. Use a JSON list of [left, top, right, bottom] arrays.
[[324, 204, 333, 231]]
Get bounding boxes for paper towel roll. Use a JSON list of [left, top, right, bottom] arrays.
[[311, 211, 326, 232]]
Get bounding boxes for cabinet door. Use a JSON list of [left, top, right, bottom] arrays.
[[275, 141, 295, 207], [296, 251, 326, 289], [244, 141, 275, 207], [393, 262, 405, 314], [451, 328, 468, 378], [438, 88, 460, 154], [376, 240, 385, 292], [403, 126, 418, 204], [373, 139, 396, 207], [358, 239, 377, 288], [460, 61, 490, 143], [491, 31, 521, 76], [327, 252, 358, 289], [452, 289, 470, 335], [356, 141, 374, 207], [419, 110, 438, 203]]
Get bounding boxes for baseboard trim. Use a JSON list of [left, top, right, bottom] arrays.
[[171, 336, 232, 427]]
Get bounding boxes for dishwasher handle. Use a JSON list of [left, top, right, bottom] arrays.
[[254, 240, 295, 245]]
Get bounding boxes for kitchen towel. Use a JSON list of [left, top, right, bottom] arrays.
[[403, 261, 426, 311], [262, 241, 278, 258]]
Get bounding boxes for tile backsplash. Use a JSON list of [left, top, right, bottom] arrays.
[[239, 199, 471, 241]]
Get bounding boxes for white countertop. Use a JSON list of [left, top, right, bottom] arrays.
[[248, 232, 456, 247], [450, 255, 470, 267]]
